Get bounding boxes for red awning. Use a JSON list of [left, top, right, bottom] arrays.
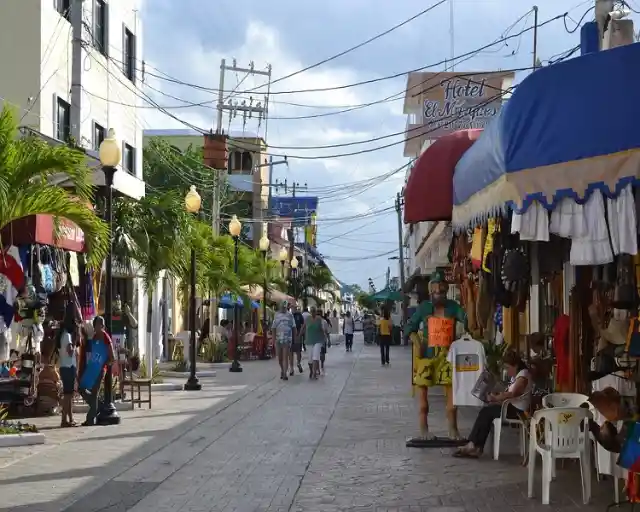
[[403, 129, 482, 224], [1, 215, 86, 252]]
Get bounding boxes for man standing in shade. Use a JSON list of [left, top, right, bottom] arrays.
[[405, 271, 467, 445]]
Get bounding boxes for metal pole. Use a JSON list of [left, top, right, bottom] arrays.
[[216, 59, 226, 133], [98, 166, 119, 425], [395, 194, 406, 291], [230, 236, 243, 372], [532, 6, 539, 69], [70, 0, 83, 142], [261, 249, 268, 359], [184, 244, 201, 390]]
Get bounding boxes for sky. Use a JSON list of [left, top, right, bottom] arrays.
[[137, 0, 636, 289]]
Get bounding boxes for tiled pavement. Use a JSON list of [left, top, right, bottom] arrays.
[[0, 336, 619, 511]]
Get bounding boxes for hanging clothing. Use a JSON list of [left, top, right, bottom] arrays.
[[608, 185, 638, 256], [446, 336, 486, 407], [570, 191, 613, 266], [511, 201, 549, 242], [550, 197, 587, 239]]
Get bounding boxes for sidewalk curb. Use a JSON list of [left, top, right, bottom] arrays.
[[160, 370, 216, 378], [0, 432, 45, 447]]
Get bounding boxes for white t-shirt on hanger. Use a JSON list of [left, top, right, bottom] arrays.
[[447, 336, 487, 407]]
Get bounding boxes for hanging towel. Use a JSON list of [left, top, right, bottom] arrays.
[[69, 252, 80, 286], [511, 201, 549, 242], [570, 191, 614, 266], [608, 184, 638, 256], [470, 227, 483, 270], [550, 197, 587, 239], [482, 218, 497, 273]]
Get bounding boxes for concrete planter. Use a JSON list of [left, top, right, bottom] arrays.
[[0, 432, 45, 447], [160, 370, 216, 379]]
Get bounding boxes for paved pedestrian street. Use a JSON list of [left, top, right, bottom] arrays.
[[0, 335, 616, 511]]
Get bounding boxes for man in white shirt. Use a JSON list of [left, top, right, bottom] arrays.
[[343, 311, 355, 352], [301, 307, 311, 352]]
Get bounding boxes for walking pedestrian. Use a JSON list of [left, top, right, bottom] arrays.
[[78, 316, 114, 426], [343, 311, 355, 352], [290, 305, 305, 376], [58, 302, 81, 428], [379, 309, 392, 366], [301, 307, 311, 352], [303, 306, 326, 379], [271, 301, 296, 380]]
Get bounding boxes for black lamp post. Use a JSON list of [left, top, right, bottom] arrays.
[[290, 256, 299, 302], [258, 234, 270, 359], [229, 215, 243, 373], [97, 129, 121, 426], [184, 185, 202, 391]]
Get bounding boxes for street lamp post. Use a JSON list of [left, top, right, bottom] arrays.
[[97, 129, 121, 426], [278, 247, 288, 278], [184, 186, 202, 391], [290, 256, 298, 303], [229, 215, 243, 373], [258, 235, 270, 360]]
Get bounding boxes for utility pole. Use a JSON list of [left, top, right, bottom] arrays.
[[70, 0, 84, 142], [532, 6, 539, 69], [395, 192, 407, 328]]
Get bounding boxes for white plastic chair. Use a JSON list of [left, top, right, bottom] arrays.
[[542, 393, 602, 482], [527, 406, 592, 505], [542, 393, 589, 408], [493, 397, 527, 460]]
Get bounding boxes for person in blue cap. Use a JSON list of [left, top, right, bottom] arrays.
[[405, 270, 467, 444]]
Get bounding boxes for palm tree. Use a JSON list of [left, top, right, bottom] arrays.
[[0, 106, 108, 266], [293, 264, 336, 308]]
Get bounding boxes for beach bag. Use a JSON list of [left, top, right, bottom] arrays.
[[79, 339, 108, 391]]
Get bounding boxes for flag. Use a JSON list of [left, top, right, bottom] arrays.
[[0, 247, 25, 328]]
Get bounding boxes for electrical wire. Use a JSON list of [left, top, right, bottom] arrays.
[[563, 5, 595, 33], [241, 0, 448, 92], [141, 10, 567, 97]]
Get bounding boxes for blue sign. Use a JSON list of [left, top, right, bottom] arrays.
[[270, 196, 318, 225]]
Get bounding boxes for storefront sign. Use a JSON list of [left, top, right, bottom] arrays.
[[403, 70, 514, 152], [1, 215, 86, 252]]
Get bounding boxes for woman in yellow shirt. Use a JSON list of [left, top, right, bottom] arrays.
[[378, 310, 392, 365]]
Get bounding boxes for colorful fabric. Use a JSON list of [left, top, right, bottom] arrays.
[[272, 311, 295, 344], [412, 337, 452, 387]]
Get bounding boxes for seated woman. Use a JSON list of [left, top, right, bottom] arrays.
[[454, 350, 533, 459]]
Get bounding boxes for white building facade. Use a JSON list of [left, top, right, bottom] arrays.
[[0, 0, 145, 197], [0, 0, 149, 357]]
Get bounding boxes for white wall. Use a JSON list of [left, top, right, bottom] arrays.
[[0, 0, 148, 357], [1, 1, 144, 182]]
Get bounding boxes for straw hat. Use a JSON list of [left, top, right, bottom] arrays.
[[600, 317, 630, 346]]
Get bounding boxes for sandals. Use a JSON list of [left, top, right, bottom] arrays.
[[452, 448, 479, 459], [297, 363, 303, 373]]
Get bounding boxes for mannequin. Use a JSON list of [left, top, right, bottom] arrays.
[[406, 271, 467, 445], [110, 295, 138, 353]]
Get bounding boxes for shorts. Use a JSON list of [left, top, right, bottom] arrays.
[[60, 366, 76, 395], [291, 342, 302, 353], [276, 338, 292, 347], [310, 343, 322, 361]]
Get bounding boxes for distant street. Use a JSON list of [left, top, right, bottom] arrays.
[[0, 334, 612, 511]]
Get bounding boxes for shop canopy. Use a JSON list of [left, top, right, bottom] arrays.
[[452, 43, 640, 229], [369, 288, 404, 302], [219, 294, 259, 309], [403, 129, 482, 224]]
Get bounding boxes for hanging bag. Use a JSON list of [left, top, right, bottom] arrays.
[[37, 247, 54, 294], [52, 249, 67, 293]]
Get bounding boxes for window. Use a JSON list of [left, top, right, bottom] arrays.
[[56, 97, 70, 142], [56, 0, 71, 20], [123, 143, 135, 174], [93, 122, 106, 150], [241, 152, 253, 171], [93, 0, 107, 55], [123, 27, 136, 82]]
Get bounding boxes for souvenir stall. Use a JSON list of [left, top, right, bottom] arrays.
[[0, 214, 91, 414], [451, 42, 640, 498]]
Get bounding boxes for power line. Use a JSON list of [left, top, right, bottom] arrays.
[[241, 0, 447, 92], [142, 10, 567, 97]]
